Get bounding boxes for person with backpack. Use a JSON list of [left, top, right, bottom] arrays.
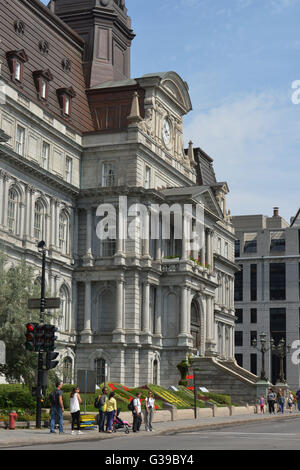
[[70, 386, 83, 435], [131, 392, 142, 432], [95, 387, 108, 432], [49, 381, 64, 434]]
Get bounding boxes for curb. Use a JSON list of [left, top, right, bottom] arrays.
[[1, 413, 300, 448]]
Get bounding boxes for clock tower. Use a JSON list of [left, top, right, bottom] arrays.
[[51, 0, 135, 88]]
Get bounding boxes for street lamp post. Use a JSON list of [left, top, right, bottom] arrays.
[[271, 338, 291, 384], [252, 332, 272, 382]]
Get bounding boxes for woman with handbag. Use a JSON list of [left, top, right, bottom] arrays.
[[105, 392, 117, 433], [145, 391, 155, 431]]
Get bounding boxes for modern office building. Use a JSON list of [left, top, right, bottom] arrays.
[[232, 207, 300, 389]]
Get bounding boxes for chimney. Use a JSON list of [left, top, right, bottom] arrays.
[[273, 207, 279, 217]]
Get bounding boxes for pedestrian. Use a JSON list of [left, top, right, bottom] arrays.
[[132, 392, 142, 432], [145, 391, 155, 431], [49, 381, 64, 434], [96, 386, 108, 432], [287, 392, 294, 413], [277, 388, 285, 414], [259, 394, 265, 414], [267, 388, 276, 414], [296, 388, 300, 411], [106, 391, 117, 433], [70, 386, 83, 435]]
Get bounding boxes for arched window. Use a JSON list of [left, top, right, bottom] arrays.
[[59, 212, 68, 254], [95, 358, 106, 386], [153, 359, 158, 385], [60, 285, 70, 331], [34, 200, 44, 240], [8, 188, 18, 233], [190, 300, 201, 351], [63, 357, 72, 384]]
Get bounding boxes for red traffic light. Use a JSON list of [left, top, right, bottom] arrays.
[[26, 323, 35, 332]]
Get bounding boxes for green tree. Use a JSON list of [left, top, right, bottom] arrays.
[[0, 251, 41, 386]]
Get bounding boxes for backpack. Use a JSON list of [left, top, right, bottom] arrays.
[[128, 399, 135, 411], [94, 395, 100, 409], [49, 390, 58, 406]]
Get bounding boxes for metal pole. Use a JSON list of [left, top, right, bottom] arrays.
[[36, 242, 46, 429], [193, 374, 197, 419], [84, 370, 87, 414]]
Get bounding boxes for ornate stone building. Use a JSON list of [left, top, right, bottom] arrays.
[[0, 0, 238, 387]]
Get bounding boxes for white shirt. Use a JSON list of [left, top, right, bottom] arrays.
[[70, 393, 80, 413], [146, 397, 155, 409], [133, 397, 141, 413]]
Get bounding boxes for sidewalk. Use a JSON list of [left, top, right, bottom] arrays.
[[1, 410, 300, 448]]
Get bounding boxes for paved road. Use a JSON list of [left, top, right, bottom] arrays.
[[6, 416, 300, 451]]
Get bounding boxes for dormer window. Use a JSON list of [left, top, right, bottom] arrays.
[[6, 49, 28, 84], [56, 87, 76, 118], [33, 69, 53, 102]]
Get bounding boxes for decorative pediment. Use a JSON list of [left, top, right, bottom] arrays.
[[160, 72, 192, 114]]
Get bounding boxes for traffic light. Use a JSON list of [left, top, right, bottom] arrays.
[[44, 324, 57, 351], [35, 325, 45, 352], [46, 351, 59, 370], [25, 323, 38, 351]]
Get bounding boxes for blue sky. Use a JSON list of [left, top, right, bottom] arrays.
[[42, 0, 300, 221]]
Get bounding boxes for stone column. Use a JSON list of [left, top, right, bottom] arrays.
[[81, 280, 93, 343], [177, 285, 189, 346], [83, 208, 94, 266], [140, 280, 152, 344], [113, 278, 125, 343], [205, 295, 216, 355]]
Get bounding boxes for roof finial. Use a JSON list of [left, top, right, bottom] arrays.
[[127, 91, 142, 126]]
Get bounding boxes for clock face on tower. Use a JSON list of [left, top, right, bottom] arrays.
[[162, 118, 171, 146]]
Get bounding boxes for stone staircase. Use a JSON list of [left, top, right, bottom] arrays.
[[191, 356, 259, 404]]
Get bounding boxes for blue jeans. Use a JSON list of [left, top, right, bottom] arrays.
[[106, 410, 115, 431], [50, 406, 63, 433], [98, 410, 107, 432]]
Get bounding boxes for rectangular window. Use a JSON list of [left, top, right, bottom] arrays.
[[41, 80, 47, 100], [65, 96, 70, 116], [244, 239, 257, 253], [234, 240, 240, 257], [270, 263, 286, 300], [225, 242, 229, 258], [235, 308, 243, 324], [250, 331, 257, 346], [234, 265, 243, 301], [217, 237, 221, 255], [65, 156, 73, 184], [270, 232, 285, 252], [250, 354, 257, 375], [251, 308, 257, 323], [102, 163, 116, 187], [42, 142, 50, 170], [250, 264, 257, 301], [235, 353, 243, 367], [235, 331, 243, 347], [144, 166, 151, 189], [15, 61, 21, 82], [270, 308, 286, 384], [16, 125, 25, 156]]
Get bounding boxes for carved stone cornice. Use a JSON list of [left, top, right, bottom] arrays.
[[0, 144, 79, 198]]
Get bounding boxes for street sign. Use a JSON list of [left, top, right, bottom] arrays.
[[28, 298, 61, 309]]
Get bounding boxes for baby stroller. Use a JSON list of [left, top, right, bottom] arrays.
[[113, 409, 131, 434]]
